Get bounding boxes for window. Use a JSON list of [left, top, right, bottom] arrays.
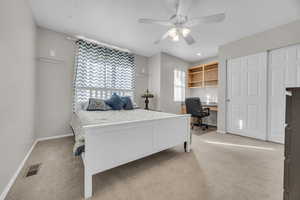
[[174, 69, 186, 102], [73, 40, 135, 109]]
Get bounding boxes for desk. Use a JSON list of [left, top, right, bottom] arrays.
[[181, 103, 218, 127], [202, 104, 218, 112], [181, 103, 218, 114]]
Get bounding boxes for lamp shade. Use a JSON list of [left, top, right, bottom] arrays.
[[141, 89, 154, 98]]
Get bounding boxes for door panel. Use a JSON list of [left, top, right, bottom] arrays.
[[247, 71, 259, 96], [285, 47, 296, 87], [268, 48, 286, 143], [284, 44, 300, 87], [297, 46, 300, 87], [227, 52, 267, 140], [247, 104, 258, 130], [228, 59, 242, 98], [268, 44, 300, 143], [230, 104, 244, 132]]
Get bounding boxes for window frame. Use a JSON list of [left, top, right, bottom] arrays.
[[173, 69, 186, 102], [73, 40, 136, 109]]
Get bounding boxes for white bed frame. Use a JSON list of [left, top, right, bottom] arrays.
[[81, 114, 191, 199]]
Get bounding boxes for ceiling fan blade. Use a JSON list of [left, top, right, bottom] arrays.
[[203, 13, 226, 23], [186, 13, 226, 27], [154, 30, 172, 44], [138, 18, 173, 26], [183, 34, 195, 45], [175, 0, 183, 15], [175, 0, 193, 16]]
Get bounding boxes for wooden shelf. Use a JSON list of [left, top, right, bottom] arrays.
[[205, 79, 218, 82], [204, 68, 218, 72], [188, 62, 218, 88], [189, 86, 202, 88], [189, 65, 204, 70], [189, 71, 203, 75], [189, 80, 203, 84]]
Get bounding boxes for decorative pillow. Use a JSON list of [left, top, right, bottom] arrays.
[[105, 93, 124, 110], [87, 98, 112, 111], [121, 96, 134, 110]]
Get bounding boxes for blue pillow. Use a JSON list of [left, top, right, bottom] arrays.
[[105, 93, 124, 110], [121, 96, 134, 110]]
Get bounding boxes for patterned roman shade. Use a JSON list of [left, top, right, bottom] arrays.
[[73, 39, 135, 110]]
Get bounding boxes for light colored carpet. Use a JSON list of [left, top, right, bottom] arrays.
[[5, 129, 284, 200]]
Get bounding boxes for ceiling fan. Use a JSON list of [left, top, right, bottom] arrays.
[[138, 0, 225, 45]]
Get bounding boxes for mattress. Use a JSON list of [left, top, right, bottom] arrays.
[[70, 109, 180, 155]]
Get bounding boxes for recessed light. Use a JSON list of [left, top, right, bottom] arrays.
[[196, 52, 202, 56]]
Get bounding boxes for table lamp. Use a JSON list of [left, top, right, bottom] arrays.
[[141, 89, 154, 110]]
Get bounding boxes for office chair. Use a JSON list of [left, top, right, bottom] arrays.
[[185, 97, 210, 130]]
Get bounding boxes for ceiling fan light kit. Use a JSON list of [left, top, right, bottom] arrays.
[[182, 28, 191, 37], [168, 28, 179, 41], [138, 0, 225, 45], [168, 27, 191, 42], [172, 34, 180, 41]]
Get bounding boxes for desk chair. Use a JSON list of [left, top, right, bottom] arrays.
[[185, 97, 210, 130]]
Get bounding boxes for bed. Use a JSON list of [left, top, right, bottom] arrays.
[[71, 109, 191, 199]]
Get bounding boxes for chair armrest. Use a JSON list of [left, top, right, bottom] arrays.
[[203, 107, 210, 115]]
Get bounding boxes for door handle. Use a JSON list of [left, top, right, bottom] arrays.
[[226, 99, 230, 102], [286, 91, 292, 96]]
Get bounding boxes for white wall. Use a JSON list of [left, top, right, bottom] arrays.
[[147, 53, 161, 110], [191, 56, 218, 66], [0, 0, 36, 196], [218, 19, 300, 133], [160, 53, 190, 114], [35, 27, 75, 139], [35, 27, 149, 138], [190, 87, 218, 103], [147, 53, 190, 113], [134, 55, 149, 108]]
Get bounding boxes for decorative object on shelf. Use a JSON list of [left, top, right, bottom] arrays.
[[141, 89, 154, 110]]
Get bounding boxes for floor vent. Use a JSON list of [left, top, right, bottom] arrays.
[[25, 163, 41, 177]]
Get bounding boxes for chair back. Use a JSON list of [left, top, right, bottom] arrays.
[[185, 97, 203, 116]]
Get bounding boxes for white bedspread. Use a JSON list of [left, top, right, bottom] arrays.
[[70, 109, 180, 155]]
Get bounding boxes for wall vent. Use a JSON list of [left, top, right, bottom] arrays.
[[25, 163, 41, 177]]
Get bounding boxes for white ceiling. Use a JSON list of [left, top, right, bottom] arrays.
[[29, 0, 300, 62]]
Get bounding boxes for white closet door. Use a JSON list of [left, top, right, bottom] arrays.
[[227, 52, 267, 140], [268, 48, 286, 143], [268, 44, 300, 143], [285, 45, 300, 87]]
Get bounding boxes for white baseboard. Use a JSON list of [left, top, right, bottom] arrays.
[[36, 133, 73, 142], [0, 140, 37, 200], [217, 130, 226, 134], [267, 135, 284, 144], [207, 123, 217, 127], [0, 133, 74, 200]]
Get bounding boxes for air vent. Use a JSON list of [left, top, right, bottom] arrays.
[[25, 163, 41, 177]]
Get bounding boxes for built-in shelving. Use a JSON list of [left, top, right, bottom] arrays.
[[188, 62, 218, 88]]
